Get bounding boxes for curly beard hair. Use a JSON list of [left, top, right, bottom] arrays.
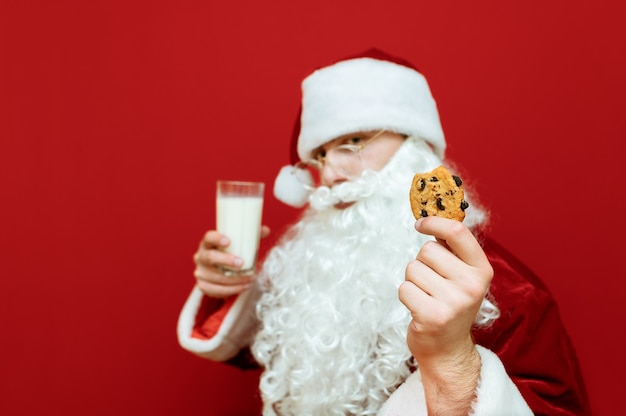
[[251, 137, 494, 415]]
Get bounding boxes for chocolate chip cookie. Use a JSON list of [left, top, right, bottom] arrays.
[[409, 166, 469, 221]]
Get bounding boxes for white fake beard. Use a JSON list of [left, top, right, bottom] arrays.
[[251, 138, 491, 415]]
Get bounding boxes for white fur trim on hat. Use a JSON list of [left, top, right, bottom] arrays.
[[298, 57, 446, 160], [273, 165, 312, 207]]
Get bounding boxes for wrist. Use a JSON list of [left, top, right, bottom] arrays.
[[419, 341, 480, 378], [418, 342, 481, 415]]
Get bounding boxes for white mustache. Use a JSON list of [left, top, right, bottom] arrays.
[[309, 170, 379, 211]]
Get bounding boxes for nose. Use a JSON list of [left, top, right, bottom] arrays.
[[320, 162, 349, 187]]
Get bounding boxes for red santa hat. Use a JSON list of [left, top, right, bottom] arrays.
[[274, 48, 446, 207]]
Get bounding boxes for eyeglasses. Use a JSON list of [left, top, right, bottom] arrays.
[[293, 130, 387, 189]]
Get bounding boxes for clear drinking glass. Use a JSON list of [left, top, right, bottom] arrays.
[[216, 180, 264, 276]]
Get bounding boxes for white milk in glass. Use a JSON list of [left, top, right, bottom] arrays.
[[216, 195, 263, 274]]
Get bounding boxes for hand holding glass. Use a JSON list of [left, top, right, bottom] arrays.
[[216, 181, 264, 276]]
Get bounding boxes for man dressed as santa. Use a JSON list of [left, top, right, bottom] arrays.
[[177, 49, 590, 415]]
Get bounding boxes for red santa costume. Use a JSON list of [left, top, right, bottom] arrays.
[[177, 50, 590, 415]]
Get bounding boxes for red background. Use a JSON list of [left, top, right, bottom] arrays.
[[1, 1, 624, 414]]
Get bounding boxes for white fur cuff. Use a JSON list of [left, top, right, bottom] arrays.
[[379, 345, 533, 416], [471, 345, 533, 415], [176, 286, 260, 361]]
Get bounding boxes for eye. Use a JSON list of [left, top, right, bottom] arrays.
[[345, 136, 363, 145], [314, 149, 326, 161]]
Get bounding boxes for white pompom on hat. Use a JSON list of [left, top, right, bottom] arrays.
[[274, 48, 446, 208]]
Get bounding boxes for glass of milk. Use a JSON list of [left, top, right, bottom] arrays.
[[216, 180, 264, 276]]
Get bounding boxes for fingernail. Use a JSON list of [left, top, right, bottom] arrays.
[[415, 218, 424, 228], [219, 237, 229, 246], [233, 257, 243, 267]]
